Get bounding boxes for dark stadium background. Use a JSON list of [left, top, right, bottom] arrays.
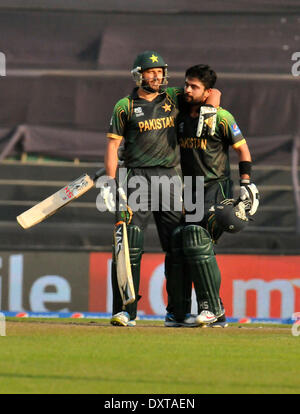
[[0, 0, 299, 256]]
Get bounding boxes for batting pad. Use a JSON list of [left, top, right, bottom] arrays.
[[182, 225, 223, 317]]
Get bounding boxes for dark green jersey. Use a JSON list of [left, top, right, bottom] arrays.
[[178, 107, 246, 185], [107, 87, 183, 168]]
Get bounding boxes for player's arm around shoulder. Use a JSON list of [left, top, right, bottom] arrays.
[[206, 88, 221, 107], [166, 86, 183, 96], [165, 86, 183, 107]]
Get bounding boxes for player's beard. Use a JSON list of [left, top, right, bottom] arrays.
[[184, 92, 206, 105], [142, 78, 164, 94]]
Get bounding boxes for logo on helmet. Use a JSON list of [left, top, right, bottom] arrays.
[[149, 54, 159, 63]]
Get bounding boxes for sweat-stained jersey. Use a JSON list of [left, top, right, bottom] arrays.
[[107, 87, 183, 168], [178, 107, 246, 185]]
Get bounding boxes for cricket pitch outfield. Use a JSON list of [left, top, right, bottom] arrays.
[[0, 318, 299, 394]]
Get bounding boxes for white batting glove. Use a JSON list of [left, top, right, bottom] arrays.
[[196, 105, 217, 137], [240, 181, 260, 216], [100, 181, 116, 213]]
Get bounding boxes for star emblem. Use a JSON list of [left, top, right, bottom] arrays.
[[162, 103, 171, 112], [149, 54, 159, 63]]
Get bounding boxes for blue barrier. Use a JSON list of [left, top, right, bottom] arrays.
[[1, 311, 295, 324]]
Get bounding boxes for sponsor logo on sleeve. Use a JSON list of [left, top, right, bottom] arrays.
[[231, 123, 242, 136]]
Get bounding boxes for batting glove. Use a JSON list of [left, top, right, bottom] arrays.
[[196, 105, 217, 137], [239, 180, 260, 216], [100, 179, 116, 213], [117, 187, 133, 225]]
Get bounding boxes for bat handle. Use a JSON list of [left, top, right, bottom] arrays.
[[92, 168, 106, 181]]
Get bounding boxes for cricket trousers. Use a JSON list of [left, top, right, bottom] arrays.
[[111, 166, 185, 320]]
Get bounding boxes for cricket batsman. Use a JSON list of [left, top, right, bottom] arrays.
[[165, 64, 260, 328], [102, 51, 221, 327]]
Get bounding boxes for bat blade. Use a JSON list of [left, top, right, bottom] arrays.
[[16, 174, 95, 229], [114, 222, 135, 306]]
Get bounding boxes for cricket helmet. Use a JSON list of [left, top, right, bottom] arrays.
[[131, 50, 168, 93], [214, 199, 249, 233]]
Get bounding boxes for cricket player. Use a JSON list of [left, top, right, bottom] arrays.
[[166, 64, 259, 327], [103, 51, 221, 327]]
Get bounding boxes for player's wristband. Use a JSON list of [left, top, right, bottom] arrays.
[[239, 161, 252, 178]]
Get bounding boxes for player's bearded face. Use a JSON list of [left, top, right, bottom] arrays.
[[142, 68, 164, 91], [184, 77, 211, 105]]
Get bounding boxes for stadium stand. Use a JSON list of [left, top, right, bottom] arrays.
[[0, 0, 299, 253]]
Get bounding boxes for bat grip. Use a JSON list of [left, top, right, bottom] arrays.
[[92, 168, 106, 181]]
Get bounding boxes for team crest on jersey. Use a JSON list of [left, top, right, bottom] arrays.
[[134, 107, 144, 117], [162, 103, 171, 112], [231, 123, 241, 136]]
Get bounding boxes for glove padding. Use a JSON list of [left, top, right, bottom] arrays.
[[196, 105, 217, 137], [100, 182, 133, 224], [239, 182, 260, 216], [100, 179, 116, 213]]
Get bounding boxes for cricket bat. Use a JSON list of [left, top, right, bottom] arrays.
[[16, 168, 105, 229], [113, 221, 135, 306]]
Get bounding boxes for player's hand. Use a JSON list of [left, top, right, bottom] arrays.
[[196, 105, 217, 137], [117, 187, 133, 225], [100, 179, 133, 224], [239, 181, 260, 216], [117, 187, 133, 224], [100, 179, 116, 213]]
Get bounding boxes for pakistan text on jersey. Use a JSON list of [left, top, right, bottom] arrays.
[[179, 137, 207, 150], [138, 116, 175, 133]]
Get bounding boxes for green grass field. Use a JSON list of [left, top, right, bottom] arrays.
[[0, 318, 299, 394]]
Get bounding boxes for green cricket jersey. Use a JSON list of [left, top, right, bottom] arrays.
[[107, 87, 183, 168], [178, 107, 246, 185]]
